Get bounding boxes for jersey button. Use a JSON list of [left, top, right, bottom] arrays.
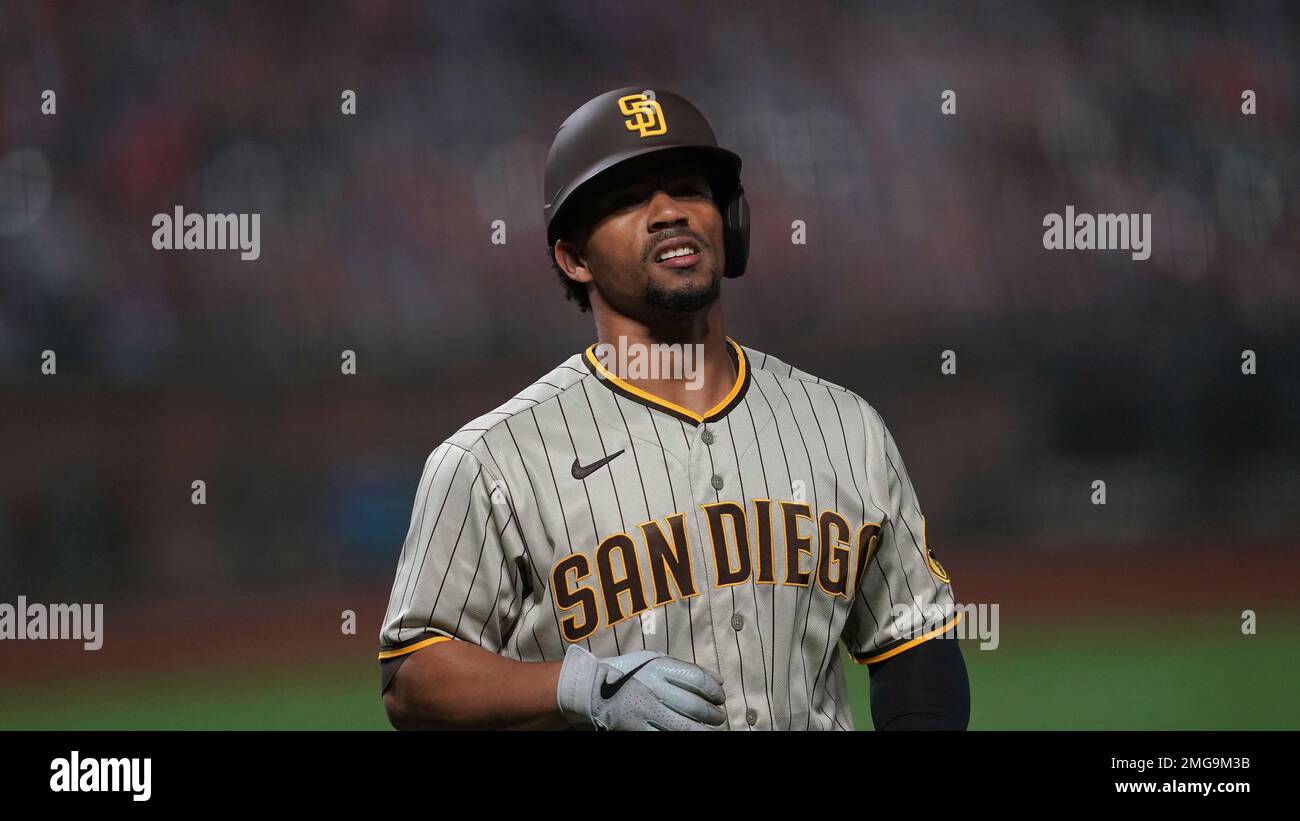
[[701, 429, 714, 445], [731, 613, 745, 631], [745, 708, 758, 726], [711, 475, 724, 490]]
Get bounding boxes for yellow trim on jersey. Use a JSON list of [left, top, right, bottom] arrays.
[[854, 612, 962, 665], [584, 337, 747, 423], [377, 635, 452, 660]]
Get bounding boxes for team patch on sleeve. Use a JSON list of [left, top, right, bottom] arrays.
[[921, 517, 950, 583]]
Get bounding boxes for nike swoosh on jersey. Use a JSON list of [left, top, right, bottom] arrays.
[[599, 657, 658, 699], [571, 449, 625, 480]]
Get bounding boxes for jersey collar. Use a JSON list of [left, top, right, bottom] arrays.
[[582, 337, 751, 426]]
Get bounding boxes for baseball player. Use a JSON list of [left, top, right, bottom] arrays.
[[378, 87, 970, 730]]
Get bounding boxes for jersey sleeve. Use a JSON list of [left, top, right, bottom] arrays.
[[841, 406, 960, 665], [378, 441, 524, 665]]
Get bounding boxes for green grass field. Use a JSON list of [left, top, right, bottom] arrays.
[[952, 617, 1300, 730], [2, 614, 1296, 730]]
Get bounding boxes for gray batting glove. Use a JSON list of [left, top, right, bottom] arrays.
[[556, 645, 728, 731]]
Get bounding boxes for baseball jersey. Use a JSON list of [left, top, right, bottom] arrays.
[[378, 337, 960, 730]]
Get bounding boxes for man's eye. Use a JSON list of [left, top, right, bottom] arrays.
[[612, 192, 647, 209], [608, 183, 707, 210]]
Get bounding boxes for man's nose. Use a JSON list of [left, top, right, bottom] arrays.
[[646, 189, 691, 231]]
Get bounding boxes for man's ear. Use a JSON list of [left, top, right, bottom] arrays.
[[553, 238, 594, 285]]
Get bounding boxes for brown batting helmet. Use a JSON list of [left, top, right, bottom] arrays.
[[543, 87, 750, 277]]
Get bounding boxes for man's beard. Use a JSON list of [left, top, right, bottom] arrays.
[[642, 268, 722, 313]]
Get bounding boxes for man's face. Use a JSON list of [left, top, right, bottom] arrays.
[[558, 157, 727, 317]]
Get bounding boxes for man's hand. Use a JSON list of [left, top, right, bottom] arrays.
[[556, 645, 728, 731]]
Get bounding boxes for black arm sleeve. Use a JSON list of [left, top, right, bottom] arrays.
[[867, 636, 970, 730], [380, 656, 409, 696]]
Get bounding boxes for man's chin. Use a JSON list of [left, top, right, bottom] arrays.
[[643, 272, 722, 313]]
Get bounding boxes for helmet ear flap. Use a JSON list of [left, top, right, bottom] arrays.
[[723, 182, 749, 278]]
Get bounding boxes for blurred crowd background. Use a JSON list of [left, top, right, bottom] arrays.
[[0, 1, 1297, 727]]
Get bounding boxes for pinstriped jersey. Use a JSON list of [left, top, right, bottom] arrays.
[[378, 338, 959, 730]]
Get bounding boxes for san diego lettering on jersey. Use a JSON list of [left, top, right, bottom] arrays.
[[551, 503, 881, 643]]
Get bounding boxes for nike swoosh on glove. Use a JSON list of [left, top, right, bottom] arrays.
[[556, 645, 728, 731]]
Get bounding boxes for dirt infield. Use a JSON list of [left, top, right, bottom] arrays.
[[951, 537, 1300, 616]]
